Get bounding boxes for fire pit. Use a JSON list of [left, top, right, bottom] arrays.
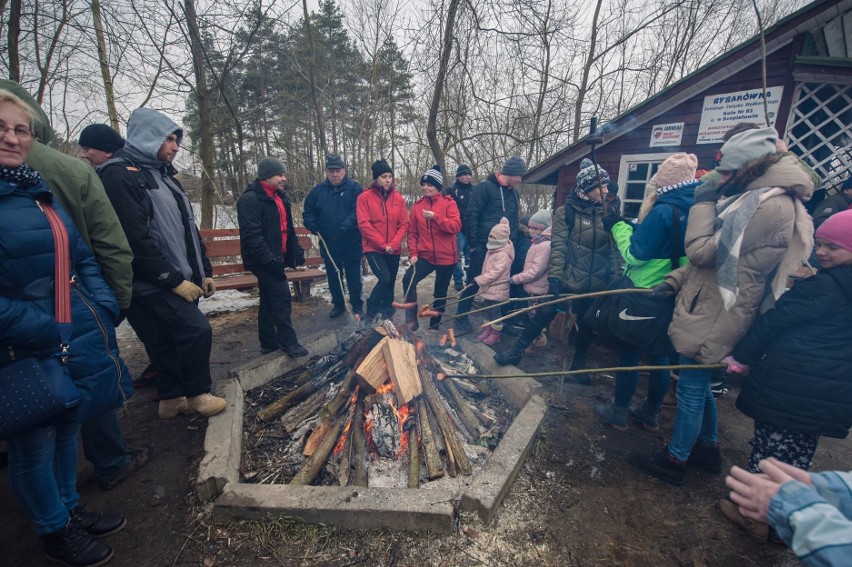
[[197, 325, 547, 533]]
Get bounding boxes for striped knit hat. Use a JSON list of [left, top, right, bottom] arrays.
[[420, 164, 443, 190]]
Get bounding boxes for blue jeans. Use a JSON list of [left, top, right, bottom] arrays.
[[81, 410, 130, 482], [613, 349, 670, 408], [453, 232, 470, 284], [667, 355, 718, 462], [6, 421, 82, 534]]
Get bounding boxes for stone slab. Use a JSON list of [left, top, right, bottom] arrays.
[[460, 394, 548, 523], [460, 339, 543, 408], [197, 378, 244, 502], [212, 484, 456, 534], [230, 330, 338, 391]]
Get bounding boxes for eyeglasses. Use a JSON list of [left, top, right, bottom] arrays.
[[0, 124, 34, 140]]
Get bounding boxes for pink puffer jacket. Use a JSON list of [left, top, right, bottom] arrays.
[[510, 226, 551, 295], [475, 241, 515, 301]]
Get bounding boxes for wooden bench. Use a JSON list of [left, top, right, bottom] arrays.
[[200, 228, 327, 300]]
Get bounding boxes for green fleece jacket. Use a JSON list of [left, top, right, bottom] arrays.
[[0, 80, 134, 309]]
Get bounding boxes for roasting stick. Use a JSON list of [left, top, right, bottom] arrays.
[[444, 363, 726, 380], [317, 233, 356, 323]]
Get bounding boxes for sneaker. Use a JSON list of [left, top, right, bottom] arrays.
[[282, 343, 309, 358], [68, 506, 126, 538], [329, 305, 345, 319], [43, 527, 113, 567], [595, 401, 628, 431], [158, 397, 194, 419], [628, 449, 686, 485], [494, 347, 524, 366], [98, 445, 153, 491], [628, 402, 661, 432], [687, 442, 723, 474], [454, 281, 464, 291], [187, 393, 227, 417], [717, 498, 768, 543]]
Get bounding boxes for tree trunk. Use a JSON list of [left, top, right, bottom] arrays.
[[572, 0, 603, 142], [425, 0, 461, 172], [301, 0, 327, 155], [92, 0, 119, 131], [7, 0, 21, 82]]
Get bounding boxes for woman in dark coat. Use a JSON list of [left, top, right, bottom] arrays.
[[0, 89, 131, 566]]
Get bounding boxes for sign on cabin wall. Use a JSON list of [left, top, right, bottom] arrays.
[[696, 86, 784, 144], [649, 123, 684, 147]]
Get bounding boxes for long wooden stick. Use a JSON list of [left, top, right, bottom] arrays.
[[445, 363, 726, 380], [479, 287, 654, 329]]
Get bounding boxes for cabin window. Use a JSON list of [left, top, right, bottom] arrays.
[[616, 153, 675, 220]]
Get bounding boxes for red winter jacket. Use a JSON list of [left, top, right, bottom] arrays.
[[408, 193, 461, 266], [356, 182, 409, 255]]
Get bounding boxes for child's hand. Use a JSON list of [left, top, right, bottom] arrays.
[[721, 355, 749, 374]]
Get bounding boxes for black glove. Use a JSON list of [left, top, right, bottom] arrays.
[[693, 177, 720, 204], [548, 277, 561, 296], [650, 282, 675, 298], [602, 213, 623, 233], [295, 247, 306, 267]]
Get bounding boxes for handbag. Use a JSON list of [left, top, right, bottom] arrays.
[[0, 199, 81, 438]]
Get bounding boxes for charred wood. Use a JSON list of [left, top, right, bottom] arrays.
[[416, 397, 444, 480], [419, 367, 471, 476]]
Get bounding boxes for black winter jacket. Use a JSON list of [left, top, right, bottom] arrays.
[[733, 265, 852, 438], [465, 174, 520, 248], [302, 176, 362, 254], [447, 180, 473, 233], [237, 180, 304, 274]]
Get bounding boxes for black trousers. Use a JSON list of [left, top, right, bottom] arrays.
[[365, 252, 400, 317], [321, 244, 363, 312], [255, 266, 299, 350], [512, 295, 594, 367], [127, 290, 212, 400], [401, 258, 455, 323], [464, 246, 487, 285]]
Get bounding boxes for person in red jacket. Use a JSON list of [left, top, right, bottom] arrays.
[[357, 159, 408, 321], [401, 165, 461, 330]]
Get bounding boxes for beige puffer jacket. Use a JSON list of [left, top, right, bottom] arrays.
[[666, 153, 813, 364]]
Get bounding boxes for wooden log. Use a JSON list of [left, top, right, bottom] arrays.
[[290, 419, 343, 485], [438, 376, 483, 438], [354, 337, 390, 393], [384, 338, 422, 404], [280, 388, 327, 434], [303, 419, 332, 456], [258, 360, 347, 422], [318, 373, 354, 420], [408, 427, 420, 489], [337, 417, 353, 486], [342, 326, 388, 368], [350, 398, 368, 487], [419, 367, 471, 476], [416, 397, 444, 480]]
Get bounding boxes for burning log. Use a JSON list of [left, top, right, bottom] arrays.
[[303, 418, 333, 456], [290, 420, 343, 485], [419, 367, 472, 477], [365, 385, 402, 459], [355, 336, 390, 392], [408, 418, 420, 489], [350, 398, 369, 487], [280, 388, 328, 434], [416, 397, 444, 480], [383, 339, 422, 404]]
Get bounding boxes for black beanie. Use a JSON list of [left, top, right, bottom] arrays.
[[371, 159, 393, 179], [456, 164, 472, 177], [79, 124, 124, 153], [420, 165, 443, 190], [257, 157, 286, 180]]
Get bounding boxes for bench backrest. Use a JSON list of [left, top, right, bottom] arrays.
[[200, 227, 322, 275]]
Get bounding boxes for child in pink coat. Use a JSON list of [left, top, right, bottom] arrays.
[[474, 217, 515, 345], [508, 209, 552, 343]]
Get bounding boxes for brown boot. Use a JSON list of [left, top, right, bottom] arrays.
[[662, 376, 678, 408], [188, 393, 227, 417], [158, 396, 194, 419], [717, 498, 768, 543]]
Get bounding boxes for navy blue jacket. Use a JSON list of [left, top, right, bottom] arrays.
[[465, 174, 520, 248], [447, 180, 473, 233], [302, 176, 363, 255], [733, 265, 852, 438], [0, 177, 132, 421], [237, 180, 304, 274]]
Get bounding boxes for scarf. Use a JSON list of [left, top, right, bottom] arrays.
[[0, 163, 40, 187], [260, 180, 288, 253], [714, 187, 813, 310]]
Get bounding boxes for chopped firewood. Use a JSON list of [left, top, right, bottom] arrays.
[[355, 337, 390, 392], [383, 338, 422, 405]]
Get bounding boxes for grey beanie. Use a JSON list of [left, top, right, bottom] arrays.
[[716, 127, 778, 172], [528, 209, 552, 230], [501, 155, 528, 176], [456, 164, 472, 177], [258, 157, 286, 180], [325, 153, 346, 169]]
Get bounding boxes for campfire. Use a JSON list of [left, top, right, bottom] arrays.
[[241, 322, 515, 489]]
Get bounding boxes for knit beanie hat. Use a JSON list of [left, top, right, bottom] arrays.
[[456, 164, 472, 177], [716, 127, 778, 172], [501, 155, 527, 176], [487, 217, 511, 250], [258, 157, 286, 180], [420, 164, 443, 190], [325, 153, 345, 169], [528, 209, 552, 230], [815, 209, 852, 252], [372, 159, 393, 179], [656, 153, 698, 188], [575, 159, 610, 196], [79, 124, 124, 153]]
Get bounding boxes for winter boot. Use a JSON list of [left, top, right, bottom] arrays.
[[329, 304, 345, 319], [42, 527, 113, 567], [187, 393, 227, 417], [628, 402, 662, 432], [628, 449, 686, 485], [595, 401, 628, 431], [68, 506, 126, 537], [662, 375, 678, 408], [494, 347, 524, 366], [481, 327, 501, 346], [717, 498, 769, 543], [477, 325, 492, 341], [158, 397, 193, 419], [687, 441, 724, 474], [404, 307, 419, 331]]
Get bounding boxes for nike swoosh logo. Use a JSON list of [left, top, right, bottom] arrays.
[[618, 308, 655, 321]]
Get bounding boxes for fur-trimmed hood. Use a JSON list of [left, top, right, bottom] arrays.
[[723, 153, 814, 202]]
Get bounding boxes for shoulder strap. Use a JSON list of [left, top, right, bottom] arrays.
[[36, 200, 73, 358], [564, 205, 575, 233], [670, 204, 683, 269]]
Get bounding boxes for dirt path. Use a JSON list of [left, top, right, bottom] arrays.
[[1, 291, 848, 566]]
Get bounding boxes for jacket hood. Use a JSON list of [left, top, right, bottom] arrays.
[[656, 181, 696, 212], [0, 80, 53, 143], [535, 226, 552, 242], [125, 108, 184, 161], [727, 153, 814, 202]]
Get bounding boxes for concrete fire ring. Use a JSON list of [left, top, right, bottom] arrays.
[[198, 329, 548, 533]]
